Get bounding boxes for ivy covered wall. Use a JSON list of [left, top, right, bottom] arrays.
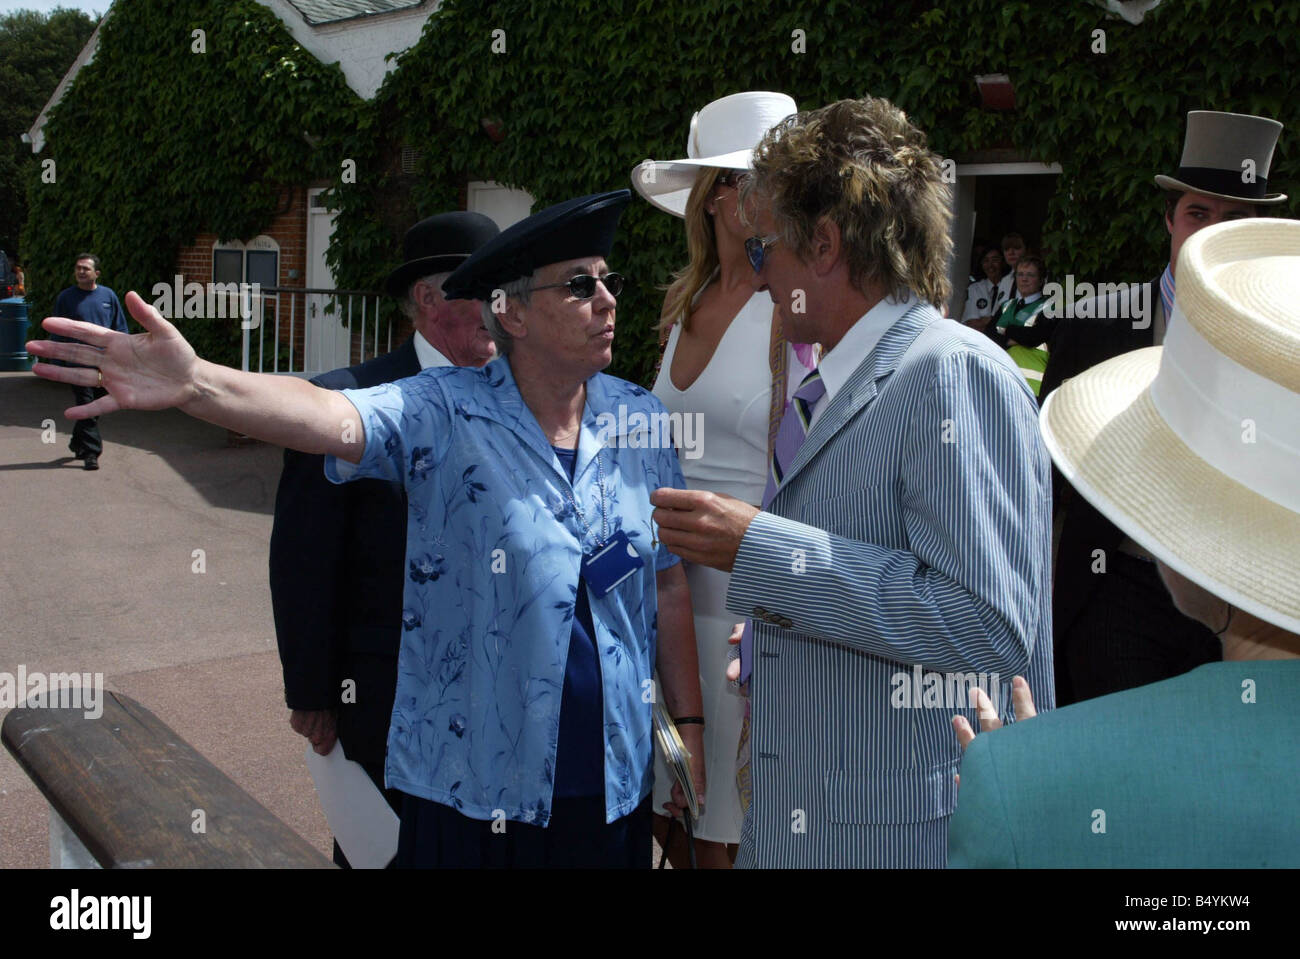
[[326, 0, 1300, 385], [23, 0, 361, 363], [26, 0, 1300, 385]]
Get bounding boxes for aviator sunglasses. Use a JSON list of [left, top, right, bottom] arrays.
[[744, 234, 781, 273], [528, 272, 625, 299]]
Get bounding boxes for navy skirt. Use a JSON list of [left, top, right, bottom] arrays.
[[395, 793, 652, 868]]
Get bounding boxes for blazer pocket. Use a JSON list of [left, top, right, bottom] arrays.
[[800, 485, 902, 543], [823, 761, 959, 825]]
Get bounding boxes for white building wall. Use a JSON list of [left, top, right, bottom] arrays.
[[256, 0, 437, 100]]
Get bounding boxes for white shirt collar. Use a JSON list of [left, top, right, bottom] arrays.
[[811, 292, 916, 424], [413, 331, 453, 370]]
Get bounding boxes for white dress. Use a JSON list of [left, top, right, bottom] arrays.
[[651, 289, 798, 843]]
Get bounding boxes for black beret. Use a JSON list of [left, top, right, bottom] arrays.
[[442, 190, 630, 301]]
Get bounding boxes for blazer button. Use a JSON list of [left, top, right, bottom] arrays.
[[752, 605, 768, 617], [777, 616, 793, 628]]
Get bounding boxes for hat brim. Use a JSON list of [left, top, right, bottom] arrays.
[[632, 149, 755, 218], [385, 254, 474, 298], [1040, 347, 1300, 634], [1153, 175, 1287, 205]]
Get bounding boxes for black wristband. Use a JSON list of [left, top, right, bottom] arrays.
[[673, 716, 705, 726]]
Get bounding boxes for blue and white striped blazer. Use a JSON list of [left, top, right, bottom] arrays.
[[726, 302, 1055, 868]]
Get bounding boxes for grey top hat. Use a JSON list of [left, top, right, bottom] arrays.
[[1154, 110, 1287, 204]]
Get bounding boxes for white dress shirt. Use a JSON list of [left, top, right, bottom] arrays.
[[810, 293, 916, 428], [412, 331, 452, 370]]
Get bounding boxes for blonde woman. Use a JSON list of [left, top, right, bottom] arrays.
[[634, 91, 811, 867]]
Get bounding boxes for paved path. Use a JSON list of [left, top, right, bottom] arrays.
[[0, 371, 330, 867]]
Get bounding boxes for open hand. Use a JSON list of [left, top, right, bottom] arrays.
[[28, 290, 199, 419]]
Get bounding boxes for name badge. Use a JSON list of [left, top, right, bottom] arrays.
[[582, 530, 644, 597]]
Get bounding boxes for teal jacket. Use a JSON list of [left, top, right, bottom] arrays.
[[949, 661, 1300, 867]]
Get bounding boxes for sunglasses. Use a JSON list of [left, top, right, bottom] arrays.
[[715, 171, 747, 189], [744, 234, 781, 273], [528, 272, 625, 299]]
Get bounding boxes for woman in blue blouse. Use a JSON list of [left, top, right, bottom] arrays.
[[29, 190, 705, 868]]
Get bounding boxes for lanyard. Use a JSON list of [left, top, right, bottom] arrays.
[[563, 448, 610, 548]]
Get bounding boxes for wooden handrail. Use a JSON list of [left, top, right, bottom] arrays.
[[2, 691, 331, 868]]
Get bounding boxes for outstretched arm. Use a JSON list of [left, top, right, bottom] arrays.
[[28, 291, 364, 462]]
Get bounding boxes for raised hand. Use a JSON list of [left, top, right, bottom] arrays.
[[28, 290, 200, 418]]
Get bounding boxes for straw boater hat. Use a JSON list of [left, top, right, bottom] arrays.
[[1040, 217, 1300, 633], [1154, 110, 1287, 205], [631, 91, 797, 217]]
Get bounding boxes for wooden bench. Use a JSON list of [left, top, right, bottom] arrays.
[[3, 690, 331, 868]]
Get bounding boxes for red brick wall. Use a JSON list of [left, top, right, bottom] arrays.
[[172, 185, 407, 369], [173, 186, 309, 364]]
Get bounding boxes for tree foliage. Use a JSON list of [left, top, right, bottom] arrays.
[[25, 0, 1300, 384], [0, 6, 97, 259]]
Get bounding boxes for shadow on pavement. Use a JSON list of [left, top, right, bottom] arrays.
[[0, 371, 285, 515]]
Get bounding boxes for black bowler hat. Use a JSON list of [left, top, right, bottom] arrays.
[[442, 190, 631, 301], [384, 211, 501, 298]]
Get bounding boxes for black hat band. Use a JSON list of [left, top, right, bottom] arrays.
[[1174, 166, 1271, 199]]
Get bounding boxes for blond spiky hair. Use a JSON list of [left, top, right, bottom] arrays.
[[742, 97, 953, 309]]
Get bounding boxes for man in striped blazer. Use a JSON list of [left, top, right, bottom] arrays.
[[651, 97, 1055, 867]]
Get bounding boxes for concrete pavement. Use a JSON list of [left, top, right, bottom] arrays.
[[0, 370, 330, 867]]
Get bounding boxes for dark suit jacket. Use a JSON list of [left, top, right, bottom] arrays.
[[270, 337, 422, 767], [1040, 281, 1160, 636]]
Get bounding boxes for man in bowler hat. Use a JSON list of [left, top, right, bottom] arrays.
[[1041, 110, 1287, 705], [269, 210, 499, 867]]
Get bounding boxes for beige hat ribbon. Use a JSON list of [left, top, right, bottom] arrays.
[[1150, 305, 1300, 513]]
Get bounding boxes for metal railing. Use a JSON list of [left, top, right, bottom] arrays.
[[240, 286, 395, 376]]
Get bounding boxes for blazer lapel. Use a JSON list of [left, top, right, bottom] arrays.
[[775, 304, 938, 496]]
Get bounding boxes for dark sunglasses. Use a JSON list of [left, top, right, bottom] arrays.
[[714, 171, 747, 189], [528, 272, 625, 299], [744, 234, 780, 273]]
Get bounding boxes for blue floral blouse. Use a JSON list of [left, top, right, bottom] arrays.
[[326, 357, 684, 827]]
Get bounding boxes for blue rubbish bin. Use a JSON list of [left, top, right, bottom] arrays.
[[0, 297, 32, 371]]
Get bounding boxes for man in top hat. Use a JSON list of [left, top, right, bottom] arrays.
[[950, 217, 1300, 867], [269, 210, 498, 868], [29, 190, 704, 868], [1041, 110, 1287, 706]]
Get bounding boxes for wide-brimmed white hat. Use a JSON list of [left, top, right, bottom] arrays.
[[1040, 217, 1300, 633], [631, 91, 797, 217]]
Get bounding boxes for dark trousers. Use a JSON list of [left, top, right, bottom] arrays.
[[332, 756, 404, 869], [69, 385, 107, 458], [1058, 552, 1222, 705], [396, 792, 653, 869]]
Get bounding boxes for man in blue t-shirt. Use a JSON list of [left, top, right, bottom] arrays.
[[51, 253, 128, 470]]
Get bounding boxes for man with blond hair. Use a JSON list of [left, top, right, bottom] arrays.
[[651, 97, 1055, 868]]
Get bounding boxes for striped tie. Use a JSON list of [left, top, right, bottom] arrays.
[[761, 369, 827, 508], [738, 370, 826, 814]]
